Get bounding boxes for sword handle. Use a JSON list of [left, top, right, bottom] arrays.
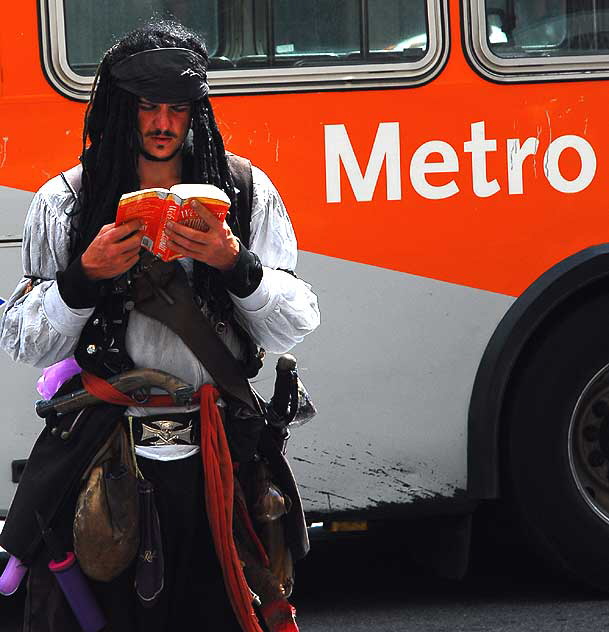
[[270, 354, 298, 424]]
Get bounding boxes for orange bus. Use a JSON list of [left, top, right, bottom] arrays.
[[2, 0, 609, 588]]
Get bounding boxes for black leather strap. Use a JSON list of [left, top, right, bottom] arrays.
[[226, 154, 253, 249]]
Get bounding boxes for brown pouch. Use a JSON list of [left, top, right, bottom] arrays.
[[73, 422, 139, 582]]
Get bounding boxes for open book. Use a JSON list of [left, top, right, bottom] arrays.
[[116, 183, 231, 261]]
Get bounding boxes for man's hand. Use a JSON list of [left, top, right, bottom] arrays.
[[81, 220, 143, 281], [165, 199, 239, 271]]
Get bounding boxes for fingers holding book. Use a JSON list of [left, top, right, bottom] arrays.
[[165, 201, 239, 271], [81, 220, 144, 281]]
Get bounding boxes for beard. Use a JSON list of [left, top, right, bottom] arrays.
[[138, 127, 185, 162], [139, 144, 183, 162]]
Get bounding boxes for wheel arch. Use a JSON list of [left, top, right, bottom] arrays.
[[468, 244, 609, 499]]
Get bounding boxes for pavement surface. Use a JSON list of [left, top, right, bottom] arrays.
[[2, 517, 608, 631]]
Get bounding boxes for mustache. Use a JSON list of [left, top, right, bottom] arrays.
[[146, 130, 178, 138]]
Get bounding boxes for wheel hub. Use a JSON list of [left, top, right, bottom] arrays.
[[569, 364, 609, 522]]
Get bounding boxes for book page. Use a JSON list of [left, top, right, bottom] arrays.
[[116, 191, 167, 254], [169, 183, 230, 222], [160, 192, 229, 261]]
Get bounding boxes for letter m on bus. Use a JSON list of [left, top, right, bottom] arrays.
[[325, 123, 401, 203]]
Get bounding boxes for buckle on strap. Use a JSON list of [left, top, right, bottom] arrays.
[[139, 420, 194, 446]]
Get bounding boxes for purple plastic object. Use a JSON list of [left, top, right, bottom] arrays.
[[0, 555, 27, 596], [49, 552, 106, 632], [37, 357, 81, 400]]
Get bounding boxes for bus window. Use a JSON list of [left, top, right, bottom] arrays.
[[41, 0, 447, 98], [466, 0, 609, 79], [369, 0, 429, 56], [272, 0, 428, 65], [63, 0, 219, 76], [487, 0, 609, 56]]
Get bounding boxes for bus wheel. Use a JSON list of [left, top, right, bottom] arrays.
[[504, 291, 609, 590]]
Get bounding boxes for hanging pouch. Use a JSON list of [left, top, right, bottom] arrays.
[[73, 424, 139, 582]]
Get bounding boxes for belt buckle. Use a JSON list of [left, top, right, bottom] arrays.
[[140, 420, 193, 446]]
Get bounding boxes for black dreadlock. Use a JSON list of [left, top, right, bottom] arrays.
[[70, 19, 239, 318]]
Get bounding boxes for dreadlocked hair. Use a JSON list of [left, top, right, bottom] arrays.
[[70, 19, 240, 319]]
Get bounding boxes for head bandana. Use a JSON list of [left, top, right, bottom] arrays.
[[110, 48, 209, 103]]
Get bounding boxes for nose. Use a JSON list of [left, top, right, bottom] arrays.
[[153, 105, 172, 131]]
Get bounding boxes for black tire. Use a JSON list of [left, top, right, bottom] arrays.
[[503, 288, 609, 591]]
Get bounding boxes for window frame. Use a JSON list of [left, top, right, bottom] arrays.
[[39, 0, 449, 100], [464, 0, 609, 82]]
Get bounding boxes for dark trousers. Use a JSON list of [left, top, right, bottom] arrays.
[[23, 454, 243, 632]]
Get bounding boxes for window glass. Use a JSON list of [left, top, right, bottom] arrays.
[[63, 0, 219, 74], [485, 0, 609, 58], [272, 0, 427, 65], [63, 0, 430, 75], [369, 0, 428, 56], [273, 0, 360, 58]]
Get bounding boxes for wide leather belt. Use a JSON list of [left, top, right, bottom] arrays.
[[128, 413, 199, 446]]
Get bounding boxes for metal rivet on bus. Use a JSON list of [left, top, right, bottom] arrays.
[[125, 300, 135, 311], [215, 321, 227, 335], [588, 451, 605, 468], [86, 344, 98, 355], [50, 427, 59, 436], [593, 401, 609, 418], [583, 425, 600, 442]]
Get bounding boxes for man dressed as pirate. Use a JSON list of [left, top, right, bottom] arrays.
[[0, 19, 319, 632]]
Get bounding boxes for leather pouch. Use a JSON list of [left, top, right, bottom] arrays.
[[73, 423, 139, 581]]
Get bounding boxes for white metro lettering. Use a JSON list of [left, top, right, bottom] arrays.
[[325, 121, 597, 202], [507, 137, 539, 195], [324, 123, 401, 203], [464, 121, 500, 198], [544, 135, 596, 194], [410, 141, 459, 200]]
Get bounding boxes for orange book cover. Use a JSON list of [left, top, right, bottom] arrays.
[[116, 184, 231, 261]]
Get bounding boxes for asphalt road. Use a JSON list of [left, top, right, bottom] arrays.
[[2, 519, 608, 631], [291, 521, 609, 632]]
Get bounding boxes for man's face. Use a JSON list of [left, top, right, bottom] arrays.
[[137, 98, 192, 161]]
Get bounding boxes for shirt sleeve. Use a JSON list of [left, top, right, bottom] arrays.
[[0, 186, 95, 368], [229, 166, 320, 354]]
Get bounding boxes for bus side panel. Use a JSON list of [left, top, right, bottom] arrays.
[[256, 252, 514, 516], [0, 244, 47, 513]]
